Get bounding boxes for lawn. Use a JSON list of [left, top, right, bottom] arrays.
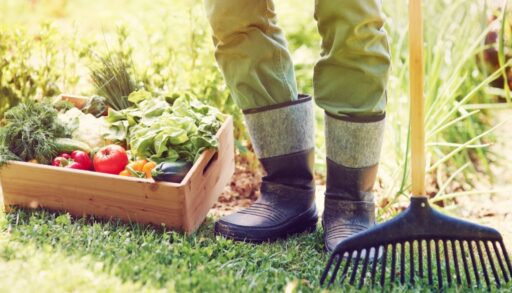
[[2, 204, 511, 292], [1, 209, 327, 292], [1, 0, 512, 292]]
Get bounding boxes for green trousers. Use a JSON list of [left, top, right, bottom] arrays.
[[204, 0, 390, 118]]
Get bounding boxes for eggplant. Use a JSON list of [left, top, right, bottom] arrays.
[[151, 161, 193, 183]]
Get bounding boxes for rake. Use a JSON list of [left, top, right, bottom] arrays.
[[320, 0, 512, 290]]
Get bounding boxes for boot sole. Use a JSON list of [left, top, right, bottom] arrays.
[[215, 205, 318, 243], [322, 220, 382, 260]]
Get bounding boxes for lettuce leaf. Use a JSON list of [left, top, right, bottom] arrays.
[[105, 92, 224, 163]]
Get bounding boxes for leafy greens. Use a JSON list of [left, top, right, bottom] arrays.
[[0, 100, 70, 166], [105, 90, 224, 163]]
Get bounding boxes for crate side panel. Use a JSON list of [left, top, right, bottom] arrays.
[[183, 117, 235, 232], [1, 163, 185, 229]]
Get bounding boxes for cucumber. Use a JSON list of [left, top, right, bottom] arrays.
[[54, 138, 92, 154]]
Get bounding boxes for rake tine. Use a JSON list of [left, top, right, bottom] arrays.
[[339, 251, 353, 285], [349, 249, 362, 285], [484, 241, 501, 288], [435, 239, 443, 289], [476, 241, 491, 288], [443, 240, 452, 287], [410, 241, 415, 285], [451, 240, 462, 285], [327, 254, 343, 287], [459, 239, 472, 286], [370, 246, 380, 287], [400, 242, 406, 285], [418, 239, 423, 278], [320, 253, 337, 285], [499, 240, 512, 277], [468, 240, 481, 287], [493, 241, 510, 282], [380, 244, 388, 287], [390, 243, 397, 284], [358, 248, 371, 289], [427, 240, 433, 285]]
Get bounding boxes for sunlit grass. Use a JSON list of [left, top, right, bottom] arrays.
[[2, 208, 510, 292]]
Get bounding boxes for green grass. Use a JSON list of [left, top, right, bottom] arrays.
[[2, 208, 511, 292], [1, 208, 327, 292]]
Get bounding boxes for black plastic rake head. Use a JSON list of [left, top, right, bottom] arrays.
[[320, 196, 512, 290]]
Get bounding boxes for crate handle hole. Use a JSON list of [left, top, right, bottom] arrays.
[[202, 152, 218, 176]]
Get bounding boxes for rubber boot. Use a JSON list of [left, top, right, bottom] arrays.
[[215, 95, 318, 242], [322, 112, 385, 252]]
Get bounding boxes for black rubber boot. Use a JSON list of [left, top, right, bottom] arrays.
[[215, 96, 318, 242], [322, 112, 385, 252], [323, 159, 377, 252]]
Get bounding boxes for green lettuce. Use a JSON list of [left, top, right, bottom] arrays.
[[105, 90, 224, 163]]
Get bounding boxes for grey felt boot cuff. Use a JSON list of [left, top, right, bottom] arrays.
[[325, 112, 385, 168], [243, 95, 315, 159]]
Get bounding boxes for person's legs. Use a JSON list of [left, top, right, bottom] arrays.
[[314, 0, 390, 118], [204, 0, 318, 241], [204, 0, 298, 110], [313, 0, 391, 251]]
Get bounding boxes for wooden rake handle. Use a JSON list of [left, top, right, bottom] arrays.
[[409, 0, 426, 196]]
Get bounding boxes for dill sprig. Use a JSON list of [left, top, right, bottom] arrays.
[[0, 100, 69, 165]]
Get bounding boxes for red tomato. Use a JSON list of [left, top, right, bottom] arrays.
[[71, 150, 93, 170], [93, 145, 129, 174]]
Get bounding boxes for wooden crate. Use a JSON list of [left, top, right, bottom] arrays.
[[0, 100, 235, 233]]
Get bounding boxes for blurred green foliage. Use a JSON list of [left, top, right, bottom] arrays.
[[0, 24, 61, 118]]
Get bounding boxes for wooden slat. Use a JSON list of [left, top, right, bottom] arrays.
[[60, 94, 89, 109], [4, 193, 183, 228], [2, 172, 184, 207]]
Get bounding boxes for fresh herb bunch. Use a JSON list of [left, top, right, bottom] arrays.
[[0, 100, 69, 166], [89, 52, 136, 111]]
